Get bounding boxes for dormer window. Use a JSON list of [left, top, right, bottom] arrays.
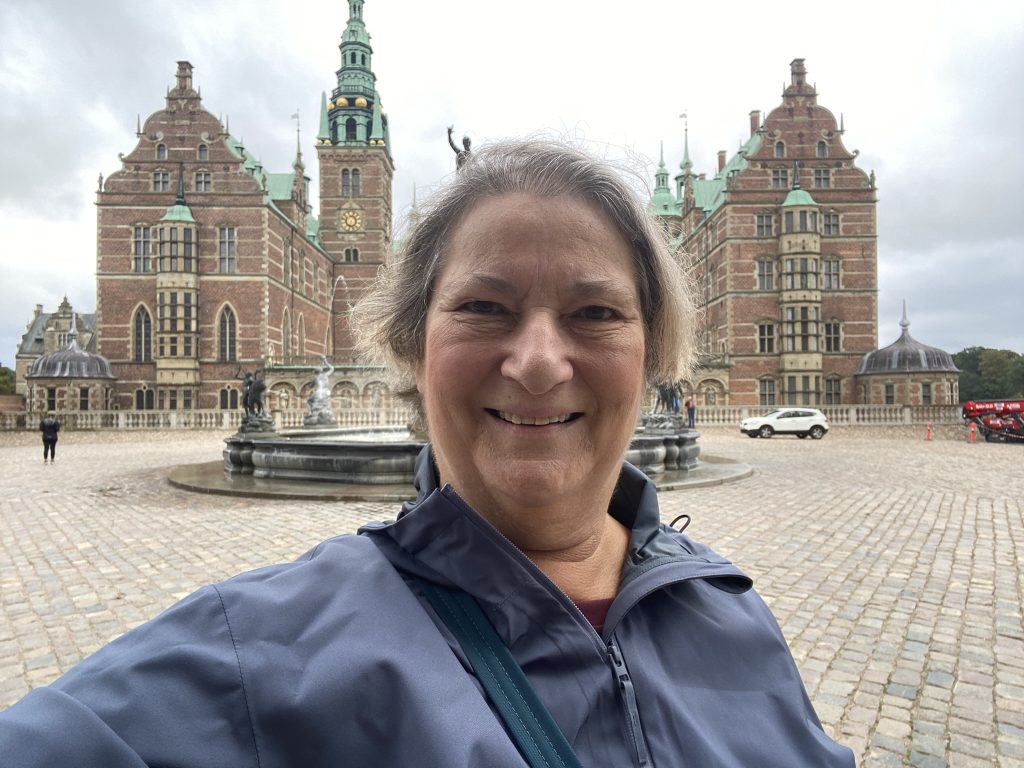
[[775, 141, 785, 159], [816, 141, 827, 158], [156, 144, 167, 160], [198, 144, 208, 161]]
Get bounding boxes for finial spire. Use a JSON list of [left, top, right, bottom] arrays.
[[67, 312, 78, 346], [900, 300, 910, 331], [679, 113, 692, 172]]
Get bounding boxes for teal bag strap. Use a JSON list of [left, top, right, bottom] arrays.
[[417, 579, 584, 768]]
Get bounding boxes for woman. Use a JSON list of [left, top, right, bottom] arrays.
[[39, 411, 60, 463], [0, 141, 853, 766]]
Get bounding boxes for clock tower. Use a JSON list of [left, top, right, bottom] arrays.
[[316, 0, 394, 358]]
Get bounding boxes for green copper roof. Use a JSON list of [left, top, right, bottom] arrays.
[[266, 172, 296, 201], [781, 186, 819, 207], [306, 214, 320, 243], [161, 203, 195, 223], [688, 132, 762, 215]]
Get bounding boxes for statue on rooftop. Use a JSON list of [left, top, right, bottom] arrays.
[[447, 126, 471, 170]]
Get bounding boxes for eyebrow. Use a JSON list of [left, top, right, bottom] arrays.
[[444, 274, 637, 304]]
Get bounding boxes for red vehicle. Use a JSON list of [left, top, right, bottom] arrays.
[[961, 400, 1024, 443]]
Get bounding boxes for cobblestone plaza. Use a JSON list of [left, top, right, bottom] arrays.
[[0, 427, 1021, 766]]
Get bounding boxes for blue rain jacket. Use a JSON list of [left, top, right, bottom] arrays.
[[0, 447, 854, 766]]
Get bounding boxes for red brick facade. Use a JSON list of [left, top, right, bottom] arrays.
[[96, 58, 393, 411], [657, 59, 878, 406]]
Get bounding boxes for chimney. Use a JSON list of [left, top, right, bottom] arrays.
[[749, 110, 760, 137], [175, 61, 194, 92], [717, 151, 726, 173], [790, 58, 807, 88]]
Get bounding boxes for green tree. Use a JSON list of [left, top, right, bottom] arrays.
[[0, 366, 14, 395], [954, 347, 1024, 400]]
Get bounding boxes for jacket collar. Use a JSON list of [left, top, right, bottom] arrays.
[[360, 445, 751, 639]]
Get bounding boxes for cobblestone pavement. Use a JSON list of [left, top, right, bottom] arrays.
[[1, 427, 1021, 766]]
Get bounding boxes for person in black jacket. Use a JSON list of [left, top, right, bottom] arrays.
[[39, 412, 60, 463]]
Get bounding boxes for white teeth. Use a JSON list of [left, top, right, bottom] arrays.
[[497, 411, 572, 426]]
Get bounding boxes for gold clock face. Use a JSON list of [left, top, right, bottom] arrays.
[[341, 211, 362, 231]]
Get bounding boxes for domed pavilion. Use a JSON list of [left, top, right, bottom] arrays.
[[854, 303, 959, 405], [26, 317, 117, 413]]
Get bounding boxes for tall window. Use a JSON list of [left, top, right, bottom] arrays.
[[156, 144, 167, 160], [344, 248, 359, 263], [219, 227, 236, 273], [198, 144, 208, 161], [47, 387, 57, 411], [218, 306, 237, 362], [771, 169, 788, 189], [345, 118, 357, 141], [79, 386, 90, 411], [194, 172, 211, 192], [220, 388, 239, 409], [817, 141, 828, 158], [823, 212, 840, 236], [759, 379, 776, 406], [158, 226, 193, 272], [813, 169, 831, 189], [133, 226, 152, 272], [758, 323, 775, 354], [775, 142, 785, 158], [922, 382, 932, 405], [824, 321, 841, 352], [133, 307, 152, 362], [825, 378, 842, 405], [757, 260, 774, 290], [153, 171, 170, 191], [885, 383, 895, 405], [784, 306, 819, 352], [783, 258, 818, 289], [755, 214, 773, 237], [823, 258, 840, 289], [341, 168, 362, 196]]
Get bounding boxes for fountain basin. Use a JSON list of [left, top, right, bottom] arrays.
[[224, 425, 700, 485]]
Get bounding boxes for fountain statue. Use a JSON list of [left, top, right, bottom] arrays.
[[304, 356, 338, 427], [236, 368, 274, 434]]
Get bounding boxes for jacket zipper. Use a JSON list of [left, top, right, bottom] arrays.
[[608, 636, 652, 767], [441, 485, 655, 765]]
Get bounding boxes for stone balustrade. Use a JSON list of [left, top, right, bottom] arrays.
[[0, 404, 963, 431]]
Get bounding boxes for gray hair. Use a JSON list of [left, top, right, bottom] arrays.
[[351, 139, 696, 409]]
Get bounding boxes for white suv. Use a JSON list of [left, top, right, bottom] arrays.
[[740, 408, 830, 439]]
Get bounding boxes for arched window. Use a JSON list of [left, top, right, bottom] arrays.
[[341, 169, 350, 196], [198, 144, 208, 161], [345, 118, 357, 141], [297, 315, 306, 358], [219, 306, 237, 362], [156, 143, 167, 160], [133, 307, 152, 362], [344, 247, 359, 263], [360, 53, 366, 66], [351, 169, 361, 195], [775, 141, 785, 159], [282, 310, 292, 361], [816, 141, 827, 158]]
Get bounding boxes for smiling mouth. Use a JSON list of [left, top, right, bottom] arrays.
[[488, 409, 581, 426]]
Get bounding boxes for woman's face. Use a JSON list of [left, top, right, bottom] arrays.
[[416, 193, 646, 531]]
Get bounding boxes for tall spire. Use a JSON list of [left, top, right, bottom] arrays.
[[650, 141, 678, 217], [324, 0, 389, 152]]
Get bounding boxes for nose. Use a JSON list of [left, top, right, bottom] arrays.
[[500, 310, 573, 395]]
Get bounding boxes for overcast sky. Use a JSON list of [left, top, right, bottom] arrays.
[[2, 0, 1022, 368]]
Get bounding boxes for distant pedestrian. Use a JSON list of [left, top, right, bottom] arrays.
[[685, 396, 696, 429], [40, 412, 60, 463]]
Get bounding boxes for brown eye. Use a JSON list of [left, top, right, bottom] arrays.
[[459, 300, 503, 315], [575, 305, 615, 321]]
